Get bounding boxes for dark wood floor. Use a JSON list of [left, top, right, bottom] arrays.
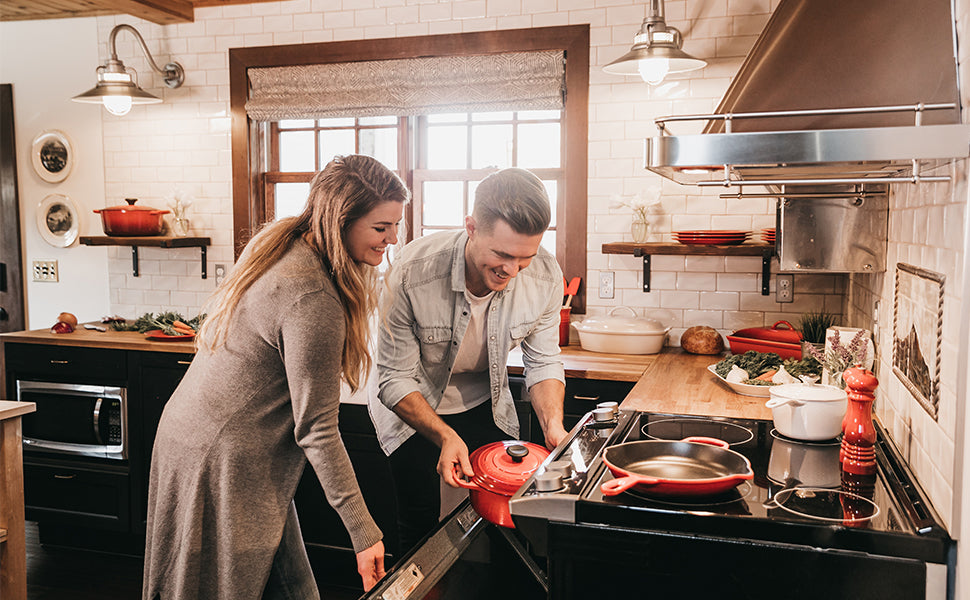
[[25, 521, 362, 600]]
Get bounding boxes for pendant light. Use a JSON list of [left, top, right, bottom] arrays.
[[603, 0, 706, 85], [72, 24, 184, 116]]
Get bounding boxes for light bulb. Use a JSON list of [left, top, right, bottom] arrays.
[[103, 96, 132, 116], [638, 58, 670, 85]]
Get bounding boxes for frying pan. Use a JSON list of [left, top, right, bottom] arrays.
[[601, 437, 754, 497]]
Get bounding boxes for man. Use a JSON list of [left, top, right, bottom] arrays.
[[370, 167, 568, 551]]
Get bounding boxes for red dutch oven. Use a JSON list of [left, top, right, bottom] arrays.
[[456, 440, 550, 528], [727, 320, 803, 359], [732, 320, 803, 343], [94, 198, 169, 236], [601, 437, 753, 498]]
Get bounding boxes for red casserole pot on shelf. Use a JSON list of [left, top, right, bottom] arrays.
[[727, 320, 803, 359], [456, 440, 550, 528], [94, 198, 169, 236], [600, 437, 753, 497]]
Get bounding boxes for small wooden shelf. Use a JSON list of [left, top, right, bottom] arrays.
[[0, 527, 7, 544], [80, 236, 211, 279], [601, 242, 776, 295]]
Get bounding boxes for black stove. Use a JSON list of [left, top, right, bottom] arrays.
[[510, 410, 954, 600]]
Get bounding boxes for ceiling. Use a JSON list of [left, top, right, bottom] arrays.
[[0, 0, 277, 25]]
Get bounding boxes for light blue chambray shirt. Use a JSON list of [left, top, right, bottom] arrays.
[[370, 230, 565, 456]]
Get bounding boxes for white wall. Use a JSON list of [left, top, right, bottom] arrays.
[[0, 18, 111, 329]]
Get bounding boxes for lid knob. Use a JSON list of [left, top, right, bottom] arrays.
[[125, 198, 138, 206], [506, 443, 529, 462]]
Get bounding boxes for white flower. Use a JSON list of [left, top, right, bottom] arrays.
[[611, 187, 662, 222], [166, 188, 194, 219]]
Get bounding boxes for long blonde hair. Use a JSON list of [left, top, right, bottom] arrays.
[[199, 155, 409, 392]]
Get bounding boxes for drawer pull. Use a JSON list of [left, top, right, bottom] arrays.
[[50, 360, 69, 365], [573, 395, 601, 402], [177, 360, 192, 366], [53, 474, 76, 480]]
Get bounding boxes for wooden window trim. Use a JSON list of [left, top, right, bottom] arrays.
[[229, 25, 589, 312]]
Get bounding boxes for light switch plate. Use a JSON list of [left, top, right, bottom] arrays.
[[32, 260, 58, 282]]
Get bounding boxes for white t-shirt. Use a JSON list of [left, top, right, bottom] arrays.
[[436, 288, 495, 415]]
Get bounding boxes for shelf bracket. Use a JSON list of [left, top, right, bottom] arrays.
[[762, 249, 772, 296], [633, 248, 651, 292], [129, 244, 208, 278]]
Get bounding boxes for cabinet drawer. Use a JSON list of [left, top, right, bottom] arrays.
[[6, 343, 127, 382], [24, 460, 130, 532]]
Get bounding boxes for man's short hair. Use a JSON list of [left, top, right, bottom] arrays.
[[472, 168, 551, 236]]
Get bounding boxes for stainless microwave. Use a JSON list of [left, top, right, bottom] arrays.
[[15, 380, 128, 460]]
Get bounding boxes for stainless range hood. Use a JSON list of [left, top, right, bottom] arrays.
[[644, 0, 970, 187]]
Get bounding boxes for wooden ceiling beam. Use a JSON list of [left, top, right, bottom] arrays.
[[102, 0, 194, 24]]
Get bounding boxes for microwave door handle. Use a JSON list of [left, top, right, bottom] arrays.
[[92, 398, 103, 445]]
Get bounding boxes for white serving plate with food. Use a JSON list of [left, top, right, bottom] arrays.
[[707, 364, 772, 397]]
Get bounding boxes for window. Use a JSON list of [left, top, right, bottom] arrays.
[[231, 26, 589, 311]]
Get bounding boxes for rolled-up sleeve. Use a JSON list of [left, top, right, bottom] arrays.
[[377, 265, 424, 410], [519, 273, 565, 390]]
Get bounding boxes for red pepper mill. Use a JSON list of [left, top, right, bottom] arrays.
[[840, 366, 879, 475]]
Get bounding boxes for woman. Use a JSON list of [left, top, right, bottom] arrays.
[[143, 155, 409, 600]]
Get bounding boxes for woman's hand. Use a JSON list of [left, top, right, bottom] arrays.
[[356, 540, 386, 592], [437, 431, 472, 488]]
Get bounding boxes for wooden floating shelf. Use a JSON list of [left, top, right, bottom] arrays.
[[602, 242, 777, 295], [80, 236, 212, 279]]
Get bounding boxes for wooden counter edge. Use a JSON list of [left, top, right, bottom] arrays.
[[1, 327, 196, 353], [0, 401, 36, 421]]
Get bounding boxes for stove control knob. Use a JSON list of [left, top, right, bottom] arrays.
[[535, 471, 564, 493], [596, 401, 619, 417], [546, 460, 574, 479], [592, 407, 615, 422]]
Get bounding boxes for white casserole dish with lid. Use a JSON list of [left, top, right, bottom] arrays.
[[574, 307, 671, 354], [765, 383, 847, 441]]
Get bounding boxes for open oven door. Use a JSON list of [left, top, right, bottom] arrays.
[[361, 499, 547, 600]]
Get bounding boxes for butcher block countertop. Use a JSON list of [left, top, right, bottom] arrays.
[[2, 329, 768, 420], [623, 349, 772, 421], [0, 325, 196, 353]]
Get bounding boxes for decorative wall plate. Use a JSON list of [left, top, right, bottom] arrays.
[[36, 193, 79, 247], [31, 129, 74, 183]]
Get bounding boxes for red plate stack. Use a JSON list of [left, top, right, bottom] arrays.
[[762, 228, 776, 244], [673, 230, 751, 246]]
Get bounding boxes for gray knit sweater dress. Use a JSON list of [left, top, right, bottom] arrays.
[[143, 240, 382, 599]]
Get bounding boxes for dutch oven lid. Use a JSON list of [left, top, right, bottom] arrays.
[[575, 307, 670, 336], [95, 198, 168, 214], [731, 320, 803, 343], [469, 440, 550, 496], [770, 383, 847, 403]]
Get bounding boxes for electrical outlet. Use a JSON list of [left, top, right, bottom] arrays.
[[776, 274, 794, 303], [214, 263, 227, 286], [32, 260, 58, 282], [599, 271, 615, 299]]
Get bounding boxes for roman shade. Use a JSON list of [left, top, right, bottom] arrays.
[[244, 50, 565, 121]]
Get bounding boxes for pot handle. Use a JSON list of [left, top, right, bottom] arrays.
[[681, 436, 729, 449], [453, 473, 480, 491], [609, 306, 638, 318], [772, 320, 796, 331], [765, 397, 804, 409], [600, 474, 660, 496]]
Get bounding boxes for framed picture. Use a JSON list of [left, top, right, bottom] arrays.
[[36, 193, 80, 247], [31, 130, 74, 183], [892, 263, 944, 420]]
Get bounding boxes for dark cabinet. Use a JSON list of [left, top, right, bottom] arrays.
[[127, 350, 193, 532], [23, 457, 130, 531], [510, 375, 634, 435]]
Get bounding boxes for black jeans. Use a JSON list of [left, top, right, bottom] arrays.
[[388, 400, 508, 554]]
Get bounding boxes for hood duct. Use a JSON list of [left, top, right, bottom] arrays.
[[644, 0, 970, 187]]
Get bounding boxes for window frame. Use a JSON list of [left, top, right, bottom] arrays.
[[229, 25, 589, 312]]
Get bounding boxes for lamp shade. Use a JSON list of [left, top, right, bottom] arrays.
[[603, 0, 706, 84], [603, 45, 707, 77]]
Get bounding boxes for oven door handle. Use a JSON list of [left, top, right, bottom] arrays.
[[92, 397, 103, 445]]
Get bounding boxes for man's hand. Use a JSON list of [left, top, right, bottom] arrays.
[[543, 422, 569, 450], [437, 430, 473, 487], [356, 540, 386, 591]]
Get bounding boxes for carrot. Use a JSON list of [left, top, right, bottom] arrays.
[[754, 370, 777, 381], [173, 320, 195, 333]]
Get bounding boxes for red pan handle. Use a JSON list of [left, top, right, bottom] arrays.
[[600, 474, 660, 496], [772, 320, 796, 331], [452, 467, 480, 490], [681, 436, 730, 449]]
